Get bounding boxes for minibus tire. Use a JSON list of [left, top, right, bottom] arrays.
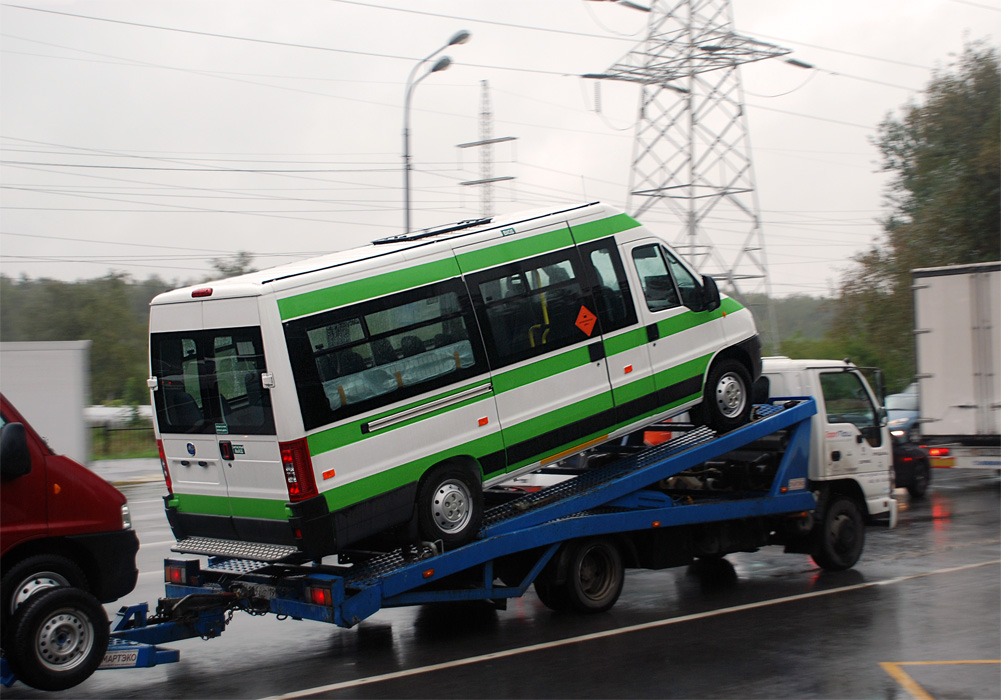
[[6, 587, 109, 692], [416, 464, 483, 547], [701, 359, 752, 433]]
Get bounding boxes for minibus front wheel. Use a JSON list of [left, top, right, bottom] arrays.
[[416, 462, 483, 548]]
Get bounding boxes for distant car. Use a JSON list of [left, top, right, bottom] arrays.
[[886, 382, 920, 444], [893, 440, 931, 498]]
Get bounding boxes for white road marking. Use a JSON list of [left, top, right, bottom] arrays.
[[259, 559, 1001, 700]]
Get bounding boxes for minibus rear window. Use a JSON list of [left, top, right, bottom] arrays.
[[151, 327, 276, 435]]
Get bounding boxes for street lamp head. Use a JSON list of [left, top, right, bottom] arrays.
[[448, 30, 471, 46], [430, 56, 452, 74]]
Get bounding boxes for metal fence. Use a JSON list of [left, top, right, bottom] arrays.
[[90, 424, 157, 460]]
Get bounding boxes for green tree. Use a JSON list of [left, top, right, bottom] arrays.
[[828, 41, 1000, 391]]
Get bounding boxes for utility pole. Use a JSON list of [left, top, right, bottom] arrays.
[[458, 80, 516, 219], [585, 0, 787, 346]]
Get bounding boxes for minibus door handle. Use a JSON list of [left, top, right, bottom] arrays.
[[646, 324, 660, 342], [219, 441, 234, 461]]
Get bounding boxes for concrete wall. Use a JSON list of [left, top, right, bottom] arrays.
[[0, 341, 91, 463]]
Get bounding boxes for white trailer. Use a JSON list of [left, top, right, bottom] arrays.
[[912, 262, 1001, 470]]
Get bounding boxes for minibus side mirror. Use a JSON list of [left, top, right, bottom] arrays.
[[0, 422, 32, 480], [701, 274, 721, 312]]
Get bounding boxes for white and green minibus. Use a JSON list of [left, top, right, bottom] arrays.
[[148, 202, 761, 560]]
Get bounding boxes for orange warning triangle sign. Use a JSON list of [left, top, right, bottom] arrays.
[[575, 306, 597, 337]]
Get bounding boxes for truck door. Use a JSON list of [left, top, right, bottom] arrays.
[[620, 238, 726, 411], [818, 370, 888, 478], [151, 307, 283, 540], [455, 225, 618, 473]]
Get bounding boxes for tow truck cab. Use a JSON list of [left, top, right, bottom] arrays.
[[0, 393, 139, 627], [757, 357, 897, 526]]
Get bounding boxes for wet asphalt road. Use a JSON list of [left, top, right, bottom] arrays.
[[4, 469, 999, 699]]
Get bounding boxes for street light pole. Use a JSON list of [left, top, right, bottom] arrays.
[[403, 30, 470, 233]]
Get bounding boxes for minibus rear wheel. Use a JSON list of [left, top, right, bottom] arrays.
[[416, 463, 483, 548]]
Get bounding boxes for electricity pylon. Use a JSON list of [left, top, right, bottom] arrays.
[[586, 0, 788, 344], [458, 80, 515, 219]]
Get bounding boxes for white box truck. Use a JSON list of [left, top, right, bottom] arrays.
[[912, 262, 1001, 470]]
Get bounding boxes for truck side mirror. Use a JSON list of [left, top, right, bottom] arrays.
[[0, 422, 32, 480], [701, 274, 721, 312]]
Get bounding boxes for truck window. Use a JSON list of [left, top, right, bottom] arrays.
[[283, 279, 485, 430], [151, 327, 275, 435], [467, 248, 592, 368], [632, 245, 681, 312], [820, 371, 883, 447], [580, 239, 637, 334]]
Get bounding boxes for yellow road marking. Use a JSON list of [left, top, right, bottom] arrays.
[[880, 660, 1001, 700]]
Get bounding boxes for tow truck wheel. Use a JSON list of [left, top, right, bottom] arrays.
[[6, 587, 109, 692], [907, 459, 931, 499], [811, 496, 865, 571], [699, 359, 752, 433], [563, 538, 624, 613], [417, 463, 483, 548], [533, 581, 572, 612]]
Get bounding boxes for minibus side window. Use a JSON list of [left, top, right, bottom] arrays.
[[632, 245, 681, 312], [580, 240, 637, 334], [468, 248, 592, 368], [284, 280, 485, 430]]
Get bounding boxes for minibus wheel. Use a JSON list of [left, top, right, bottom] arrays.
[[416, 463, 483, 548], [701, 359, 752, 433]]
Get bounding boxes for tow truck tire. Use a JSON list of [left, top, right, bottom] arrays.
[[416, 463, 483, 548], [533, 581, 572, 611], [698, 359, 752, 433], [563, 538, 624, 613], [811, 496, 865, 571], [6, 587, 109, 692], [907, 460, 931, 499], [2, 554, 88, 645]]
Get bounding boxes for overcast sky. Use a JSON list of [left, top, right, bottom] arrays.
[[1, 0, 998, 297]]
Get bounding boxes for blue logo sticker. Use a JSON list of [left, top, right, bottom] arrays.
[[186, 443, 196, 456]]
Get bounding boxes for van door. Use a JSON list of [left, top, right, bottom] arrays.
[[620, 239, 725, 412], [151, 312, 283, 541], [455, 225, 618, 474]]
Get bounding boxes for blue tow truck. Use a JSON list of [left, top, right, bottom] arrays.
[[2, 385, 897, 691]]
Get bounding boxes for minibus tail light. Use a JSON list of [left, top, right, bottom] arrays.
[[280, 438, 318, 501], [157, 439, 173, 495], [191, 288, 213, 298]]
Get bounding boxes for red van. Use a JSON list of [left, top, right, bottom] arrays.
[[1, 393, 139, 689]]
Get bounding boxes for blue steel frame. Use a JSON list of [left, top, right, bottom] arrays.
[[160, 398, 817, 631]]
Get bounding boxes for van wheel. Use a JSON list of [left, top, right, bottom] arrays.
[[417, 464, 483, 548], [811, 496, 865, 571], [2, 555, 87, 645], [699, 359, 752, 433], [6, 587, 109, 692]]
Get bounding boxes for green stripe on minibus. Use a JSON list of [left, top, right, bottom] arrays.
[[306, 380, 494, 456], [568, 213, 641, 243], [278, 257, 461, 320], [170, 493, 289, 520], [455, 227, 574, 273]]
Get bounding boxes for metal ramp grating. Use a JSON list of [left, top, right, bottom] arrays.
[[483, 426, 717, 527], [172, 537, 302, 563]]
